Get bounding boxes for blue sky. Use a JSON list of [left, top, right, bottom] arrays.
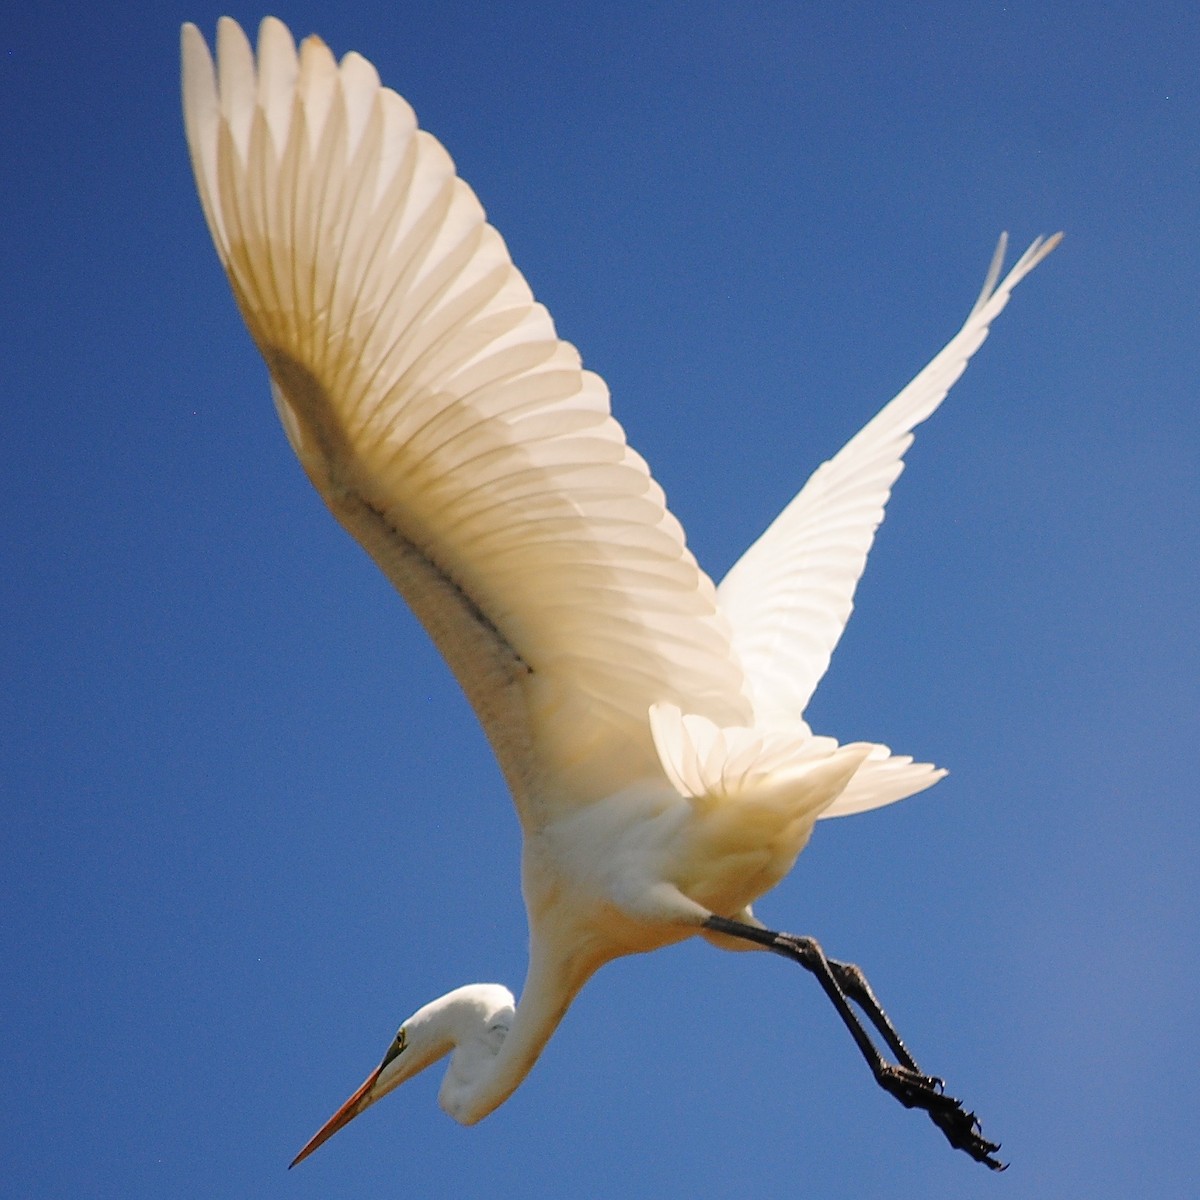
[[2, 2, 1196, 1197]]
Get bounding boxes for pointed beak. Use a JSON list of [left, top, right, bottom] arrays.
[[289, 1061, 384, 1168]]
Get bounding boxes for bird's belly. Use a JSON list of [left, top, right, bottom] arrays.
[[526, 782, 817, 955]]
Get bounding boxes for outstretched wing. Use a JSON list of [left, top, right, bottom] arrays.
[[182, 18, 751, 825], [717, 234, 1060, 729]]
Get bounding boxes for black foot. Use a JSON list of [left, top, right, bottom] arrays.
[[876, 1064, 1004, 1170]]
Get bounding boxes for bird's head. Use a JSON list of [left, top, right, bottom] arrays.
[[289, 983, 516, 1166]]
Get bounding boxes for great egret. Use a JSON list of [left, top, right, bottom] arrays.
[[182, 16, 1058, 1172]]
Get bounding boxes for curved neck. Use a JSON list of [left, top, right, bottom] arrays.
[[450, 941, 593, 1124]]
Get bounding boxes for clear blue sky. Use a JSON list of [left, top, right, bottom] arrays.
[[3, 3, 1196, 1197]]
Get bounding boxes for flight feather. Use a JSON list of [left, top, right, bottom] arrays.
[[182, 18, 751, 819]]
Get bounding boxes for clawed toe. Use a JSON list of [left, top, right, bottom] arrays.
[[929, 1105, 1005, 1171], [878, 1066, 1004, 1170]]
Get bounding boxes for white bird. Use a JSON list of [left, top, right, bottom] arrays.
[[182, 16, 1058, 1172]]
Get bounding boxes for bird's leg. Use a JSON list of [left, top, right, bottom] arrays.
[[703, 914, 1004, 1171], [826, 958, 919, 1070]]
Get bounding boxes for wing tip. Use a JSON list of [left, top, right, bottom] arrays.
[[971, 229, 1062, 317]]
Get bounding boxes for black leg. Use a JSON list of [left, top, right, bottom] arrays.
[[826, 958, 920, 1070], [704, 914, 1004, 1171]]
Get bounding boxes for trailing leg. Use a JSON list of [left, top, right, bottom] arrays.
[[703, 914, 1004, 1170]]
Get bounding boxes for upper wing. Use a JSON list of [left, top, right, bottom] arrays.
[[182, 18, 751, 825], [716, 233, 1060, 727]]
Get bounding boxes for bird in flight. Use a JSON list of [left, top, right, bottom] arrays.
[[181, 16, 1058, 1173]]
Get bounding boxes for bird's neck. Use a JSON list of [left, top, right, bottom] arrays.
[[446, 940, 595, 1125]]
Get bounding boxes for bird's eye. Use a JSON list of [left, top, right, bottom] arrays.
[[380, 1026, 407, 1070]]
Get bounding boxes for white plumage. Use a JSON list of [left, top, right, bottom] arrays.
[[181, 16, 1058, 1168]]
